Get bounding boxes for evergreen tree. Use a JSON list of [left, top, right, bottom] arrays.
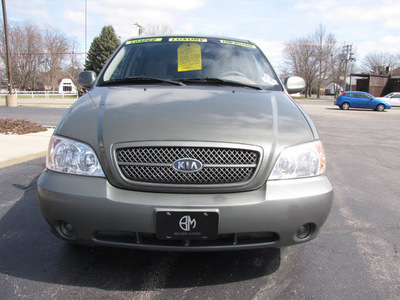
[[84, 26, 120, 74]]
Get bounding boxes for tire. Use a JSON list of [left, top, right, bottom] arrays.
[[376, 104, 385, 112], [341, 102, 350, 110]]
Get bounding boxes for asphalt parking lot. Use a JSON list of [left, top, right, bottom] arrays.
[[0, 100, 399, 299]]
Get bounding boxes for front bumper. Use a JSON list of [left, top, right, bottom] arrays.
[[37, 170, 333, 251]]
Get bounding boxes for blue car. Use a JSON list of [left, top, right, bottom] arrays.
[[334, 91, 392, 111]]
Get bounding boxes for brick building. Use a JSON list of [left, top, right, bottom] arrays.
[[351, 68, 400, 97]]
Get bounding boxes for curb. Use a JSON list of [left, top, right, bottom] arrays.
[[0, 129, 54, 169], [0, 152, 46, 169]]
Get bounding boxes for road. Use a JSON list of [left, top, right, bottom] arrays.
[[0, 106, 68, 127], [0, 101, 399, 299]]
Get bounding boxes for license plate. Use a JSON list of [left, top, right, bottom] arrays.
[[156, 211, 219, 240]]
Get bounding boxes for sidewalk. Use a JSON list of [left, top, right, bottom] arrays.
[[0, 97, 74, 168], [0, 128, 54, 168]]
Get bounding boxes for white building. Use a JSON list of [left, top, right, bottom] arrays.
[[58, 78, 77, 94]]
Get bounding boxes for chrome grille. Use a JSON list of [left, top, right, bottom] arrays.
[[115, 147, 260, 185]]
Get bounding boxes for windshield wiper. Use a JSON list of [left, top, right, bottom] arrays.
[[178, 78, 263, 90], [98, 76, 184, 86]]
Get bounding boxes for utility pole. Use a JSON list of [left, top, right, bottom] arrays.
[[340, 45, 355, 91], [133, 22, 144, 36], [1, 0, 16, 106]]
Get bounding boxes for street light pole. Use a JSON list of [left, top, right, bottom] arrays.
[[1, 0, 16, 106], [85, 0, 87, 63]]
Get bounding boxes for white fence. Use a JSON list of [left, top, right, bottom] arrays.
[[0, 91, 79, 99]]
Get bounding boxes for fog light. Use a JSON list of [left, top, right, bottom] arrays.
[[60, 221, 75, 237], [297, 223, 312, 239]]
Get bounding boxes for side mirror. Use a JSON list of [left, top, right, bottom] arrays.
[[77, 71, 96, 88], [284, 76, 305, 94]]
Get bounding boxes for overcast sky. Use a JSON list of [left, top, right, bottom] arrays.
[[5, 0, 400, 69]]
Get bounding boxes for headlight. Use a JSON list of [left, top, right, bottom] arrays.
[[269, 140, 326, 180], [46, 135, 105, 177]]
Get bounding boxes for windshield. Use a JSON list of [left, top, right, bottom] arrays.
[[98, 37, 281, 90]]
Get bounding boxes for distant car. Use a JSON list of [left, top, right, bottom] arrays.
[[376, 92, 400, 106], [334, 91, 392, 111]]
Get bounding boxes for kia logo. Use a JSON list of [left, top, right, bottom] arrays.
[[172, 158, 203, 173]]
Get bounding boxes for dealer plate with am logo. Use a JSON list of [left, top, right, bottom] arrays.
[[156, 210, 219, 240]]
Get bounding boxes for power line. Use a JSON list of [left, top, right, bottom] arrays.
[[0, 52, 108, 55], [289, 42, 337, 46]]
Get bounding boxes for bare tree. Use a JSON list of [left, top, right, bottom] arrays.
[[64, 37, 82, 79], [328, 46, 346, 96], [143, 24, 173, 36], [0, 21, 43, 90], [42, 26, 70, 91], [283, 25, 341, 98], [283, 37, 318, 97], [313, 25, 337, 97], [361, 51, 399, 75], [0, 21, 79, 91]]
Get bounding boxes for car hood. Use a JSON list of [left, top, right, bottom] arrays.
[[56, 85, 315, 191], [102, 86, 281, 144]]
